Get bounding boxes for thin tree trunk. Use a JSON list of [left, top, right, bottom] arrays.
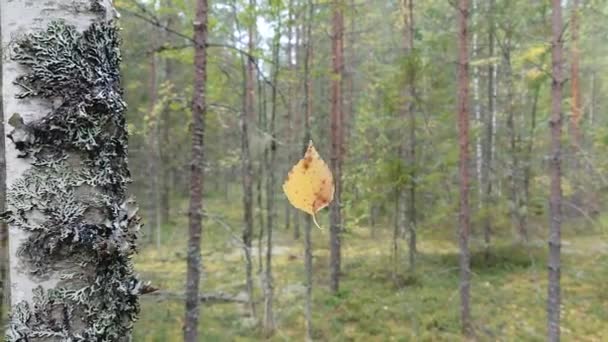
[[392, 191, 400, 281], [184, 0, 208, 340], [472, 0, 482, 209], [263, 12, 282, 334], [569, 0, 581, 150], [503, 42, 527, 241], [160, 0, 176, 226], [456, 0, 472, 336], [147, 51, 163, 250], [2, 2, 140, 339], [521, 85, 541, 237], [303, 215, 313, 341], [401, 0, 417, 273], [329, 0, 344, 295], [302, 0, 315, 337], [284, 0, 294, 236], [548, 0, 564, 340], [240, 0, 257, 320], [257, 75, 266, 275], [483, 0, 496, 260]]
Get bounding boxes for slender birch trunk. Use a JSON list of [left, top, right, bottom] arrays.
[[240, 0, 257, 320]]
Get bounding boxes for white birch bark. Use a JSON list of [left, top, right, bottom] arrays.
[[2, 1, 140, 340]]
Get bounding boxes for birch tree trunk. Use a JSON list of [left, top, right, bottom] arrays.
[[240, 0, 257, 321], [0, 14, 6, 329], [184, 0, 208, 340], [1, 1, 141, 340], [263, 9, 282, 335]]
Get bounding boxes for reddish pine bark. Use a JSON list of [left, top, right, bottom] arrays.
[[456, 0, 472, 336], [483, 0, 496, 259], [569, 0, 581, 148], [184, 0, 208, 340]]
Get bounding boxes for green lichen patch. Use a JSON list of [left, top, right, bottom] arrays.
[[4, 17, 141, 342]]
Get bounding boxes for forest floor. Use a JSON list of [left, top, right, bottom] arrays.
[[133, 193, 608, 342]]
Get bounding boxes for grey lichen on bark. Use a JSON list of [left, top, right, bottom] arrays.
[[1, 2, 141, 341]]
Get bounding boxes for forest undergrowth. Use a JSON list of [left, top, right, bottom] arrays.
[[134, 192, 608, 341]]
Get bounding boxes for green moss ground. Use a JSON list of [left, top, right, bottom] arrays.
[[133, 191, 608, 341]]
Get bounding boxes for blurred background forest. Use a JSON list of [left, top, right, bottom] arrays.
[[78, 0, 608, 340]]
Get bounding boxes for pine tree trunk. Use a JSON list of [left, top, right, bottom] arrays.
[[329, 0, 344, 295], [548, 1, 564, 340], [456, 0, 472, 336], [184, 0, 208, 340], [401, 0, 417, 273], [302, 0, 315, 337], [483, 0, 496, 260], [2, 1, 140, 340], [569, 0, 582, 150], [472, 0, 482, 208]]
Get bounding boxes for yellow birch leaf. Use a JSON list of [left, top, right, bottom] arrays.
[[282, 141, 334, 229]]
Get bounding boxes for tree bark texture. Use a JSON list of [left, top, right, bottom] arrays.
[[329, 0, 344, 295], [401, 0, 417, 273], [240, 0, 257, 321], [302, 0, 315, 338], [0, 9, 6, 330], [548, 0, 564, 340], [456, 0, 472, 336], [483, 0, 496, 259], [1, 1, 141, 340], [569, 0, 581, 149], [184, 0, 208, 340]]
